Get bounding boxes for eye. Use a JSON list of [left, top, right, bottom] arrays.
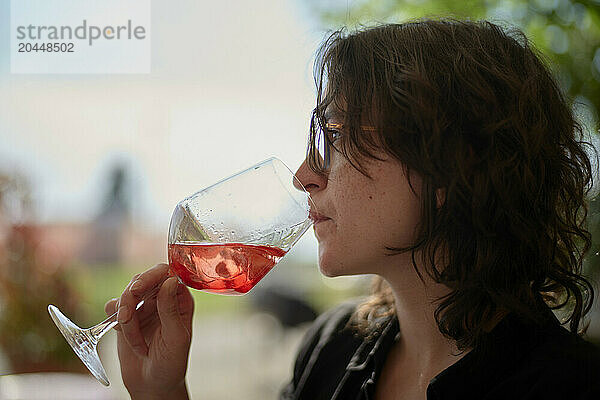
[[325, 123, 343, 144], [326, 128, 341, 143]]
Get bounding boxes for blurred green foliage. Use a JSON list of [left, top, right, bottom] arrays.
[[306, 0, 600, 275], [309, 0, 600, 122]]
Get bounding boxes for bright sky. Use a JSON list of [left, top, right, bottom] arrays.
[[0, 0, 327, 260]]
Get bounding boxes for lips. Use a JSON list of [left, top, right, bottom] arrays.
[[309, 210, 331, 224]]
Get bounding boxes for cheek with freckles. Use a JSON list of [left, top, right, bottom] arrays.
[[316, 158, 424, 277], [317, 177, 385, 275]]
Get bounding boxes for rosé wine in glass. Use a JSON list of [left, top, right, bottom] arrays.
[[168, 242, 287, 295]]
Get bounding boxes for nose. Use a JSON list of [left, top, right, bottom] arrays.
[[293, 159, 327, 194]]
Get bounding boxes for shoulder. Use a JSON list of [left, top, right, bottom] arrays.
[[301, 298, 361, 344], [292, 298, 363, 373], [488, 321, 600, 399], [527, 328, 600, 396], [280, 299, 365, 400], [434, 314, 600, 400]]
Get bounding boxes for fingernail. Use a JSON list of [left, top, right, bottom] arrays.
[[117, 305, 131, 324], [130, 279, 143, 294]]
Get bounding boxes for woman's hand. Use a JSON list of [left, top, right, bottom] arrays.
[[104, 263, 194, 400]]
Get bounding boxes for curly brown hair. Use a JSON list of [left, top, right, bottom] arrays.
[[307, 19, 597, 350]]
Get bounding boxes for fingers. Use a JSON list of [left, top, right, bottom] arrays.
[[106, 264, 185, 358], [129, 263, 171, 299], [118, 276, 149, 356], [104, 298, 122, 331], [157, 277, 191, 347], [105, 297, 118, 315], [177, 283, 194, 331]]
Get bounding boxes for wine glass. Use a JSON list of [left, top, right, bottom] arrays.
[[48, 157, 314, 386]]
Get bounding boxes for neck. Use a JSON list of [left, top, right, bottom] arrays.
[[377, 258, 468, 378], [391, 280, 459, 363]]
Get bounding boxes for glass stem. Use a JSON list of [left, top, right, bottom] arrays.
[[86, 284, 163, 343], [88, 313, 119, 342]]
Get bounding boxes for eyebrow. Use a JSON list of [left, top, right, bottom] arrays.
[[324, 109, 343, 121]]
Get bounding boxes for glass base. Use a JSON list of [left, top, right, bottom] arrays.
[[48, 305, 110, 386]]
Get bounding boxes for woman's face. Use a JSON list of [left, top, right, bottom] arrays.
[[294, 114, 424, 278]]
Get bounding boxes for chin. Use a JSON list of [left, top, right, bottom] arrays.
[[318, 245, 367, 277], [319, 265, 341, 277], [317, 256, 341, 277], [318, 258, 364, 278]]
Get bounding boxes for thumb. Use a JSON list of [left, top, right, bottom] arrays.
[[156, 277, 190, 347]]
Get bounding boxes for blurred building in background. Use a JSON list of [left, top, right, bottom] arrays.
[[82, 164, 131, 265]]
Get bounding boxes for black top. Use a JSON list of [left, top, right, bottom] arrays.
[[280, 300, 600, 399]]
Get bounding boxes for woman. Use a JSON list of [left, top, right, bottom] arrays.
[[106, 19, 600, 399]]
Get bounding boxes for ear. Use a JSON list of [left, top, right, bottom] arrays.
[[435, 188, 446, 209]]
